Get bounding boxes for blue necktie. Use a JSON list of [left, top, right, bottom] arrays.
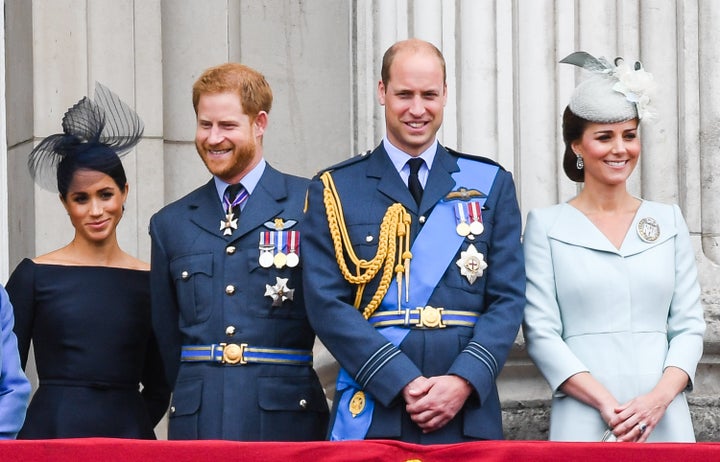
[[407, 158, 424, 205]]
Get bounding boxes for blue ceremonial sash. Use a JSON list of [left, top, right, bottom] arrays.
[[330, 157, 500, 441]]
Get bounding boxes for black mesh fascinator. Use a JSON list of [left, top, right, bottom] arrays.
[[28, 82, 144, 192]]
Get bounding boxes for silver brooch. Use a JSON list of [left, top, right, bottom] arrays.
[[637, 217, 660, 243], [455, 244, 488, 284], [264, 277, 295, 306]]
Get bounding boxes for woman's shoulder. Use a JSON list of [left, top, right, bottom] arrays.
[[526, 203, 569, 224], [30, 248, 149, 272], [120, 254, 150, 271], [638, 199, 682, 217]]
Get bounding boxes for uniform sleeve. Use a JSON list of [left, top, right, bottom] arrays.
[[149, 215, 183, 388], [663, 205, 705, 387], [522, 209, 589, 393], [0, 285, 31, 439], [446, 170, 527, 403], [302, 179, 422, 407]]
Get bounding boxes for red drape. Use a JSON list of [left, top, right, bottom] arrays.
[[3, 438, 720, 462]]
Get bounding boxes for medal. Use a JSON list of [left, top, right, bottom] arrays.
[[273, 231, 286, 268], [220, 186, 249, 236], [454, 203, 471, 237], [220, 212, 238, 236], [349, 390, 366, 418], [264, 277, 295, 306], [468, 202, 484, 235], [637, 217, 660, 243], [286, 230, 300, 268], [456, 222, 471, 237], [273, 252, 287, 268], [455, 244, 487, 284], [258, 232, 275, 268], [259, 251, 274, 268]]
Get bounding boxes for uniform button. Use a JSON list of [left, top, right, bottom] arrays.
[[181, 271, 189, 280], [299, 399, 308, 409], [170, 406, 176, 414], [419, 216, 426, 224], [225, 325, 236, 336], [226, 245, 236, 255], [365, 235, 374, 243], [225, 285, 236, 295]]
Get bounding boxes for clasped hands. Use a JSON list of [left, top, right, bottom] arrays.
[[602, 393, 667, 442], [402, 375, 473, 433]]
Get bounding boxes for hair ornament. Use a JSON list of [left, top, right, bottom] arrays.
[[560, 51, 657, 123], [28, 82, 144, 191]]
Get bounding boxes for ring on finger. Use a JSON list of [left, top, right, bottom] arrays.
[[637, 422, 647, 435]]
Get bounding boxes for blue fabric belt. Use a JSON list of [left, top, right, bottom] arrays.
[[181, 344, 313, 366], [368, 307, 480, 328]]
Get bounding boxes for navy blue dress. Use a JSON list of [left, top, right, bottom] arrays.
[[6, 258, 170, 439]]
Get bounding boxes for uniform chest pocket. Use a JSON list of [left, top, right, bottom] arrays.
[[170, 253, 214, 325], [346, 223, 381, 262], [245, 248, 307, 320], [442, 240, 490, 294]]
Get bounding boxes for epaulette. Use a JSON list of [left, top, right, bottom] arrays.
[[312, 149, 374, 179], [445, 146, 506, 171]]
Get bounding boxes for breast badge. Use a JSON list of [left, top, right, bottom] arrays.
[[264, 277, 295, 306], [456, 244, 487, 284]]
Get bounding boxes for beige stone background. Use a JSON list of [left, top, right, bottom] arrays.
[[1, 0, 718, 440]]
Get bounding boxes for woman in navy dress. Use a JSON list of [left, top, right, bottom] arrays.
[[6, 83, 170, 439]]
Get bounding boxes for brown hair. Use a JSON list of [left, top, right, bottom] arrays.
[[562, 106, 589, 183], [192, 63, 272, 119], [381, 39, 446, 87]]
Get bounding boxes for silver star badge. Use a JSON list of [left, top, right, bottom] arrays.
[[220, 212, 238, 236], [455, 244, 488, 284], [264, 277, 295, 306]]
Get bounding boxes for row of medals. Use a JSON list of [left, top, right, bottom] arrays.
[[259, 230, 299, 269], [455, 202, 484, 237]]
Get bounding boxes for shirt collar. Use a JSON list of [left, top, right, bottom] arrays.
[[383, 137, 437, 173], [213, 158, 266, 202]]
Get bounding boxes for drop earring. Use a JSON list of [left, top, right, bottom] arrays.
[[576, 156, 584, 170]]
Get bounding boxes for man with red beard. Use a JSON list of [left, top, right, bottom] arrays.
[[149, 63, 328, 440]]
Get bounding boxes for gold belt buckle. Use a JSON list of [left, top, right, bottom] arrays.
[[221, 343, 248, 365], [416, 306, 445, 328]]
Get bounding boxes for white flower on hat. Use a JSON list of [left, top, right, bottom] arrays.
[[612, 59, 657, 122], [561, 51, 658, 124]]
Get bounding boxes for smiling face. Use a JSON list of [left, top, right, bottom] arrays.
[[572, 119, 641, 188], [62, 169, 128, 244], [378, 46, 447, 156], [195, 91, 267, 184]]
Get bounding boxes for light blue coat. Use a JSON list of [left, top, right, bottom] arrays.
[[0, 284, 30, 439], [523, 201, 705, 442]]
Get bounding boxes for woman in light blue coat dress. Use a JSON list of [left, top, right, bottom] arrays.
[[523, 52, 705, 442]]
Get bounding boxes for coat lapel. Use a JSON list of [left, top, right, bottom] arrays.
[[186, 166, 289, 241], [419, 146, 458, 216], [367, 145, 417, 210], [548, 202, 677, 256], [231, 164, 287, 241], [367, 144, 458, 214], [188, 180, 227, 237]]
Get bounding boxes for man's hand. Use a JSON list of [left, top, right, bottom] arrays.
[[404, 375, 472, 433]]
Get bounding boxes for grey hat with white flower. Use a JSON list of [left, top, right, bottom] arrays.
[[561, 51, 657, 123]]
